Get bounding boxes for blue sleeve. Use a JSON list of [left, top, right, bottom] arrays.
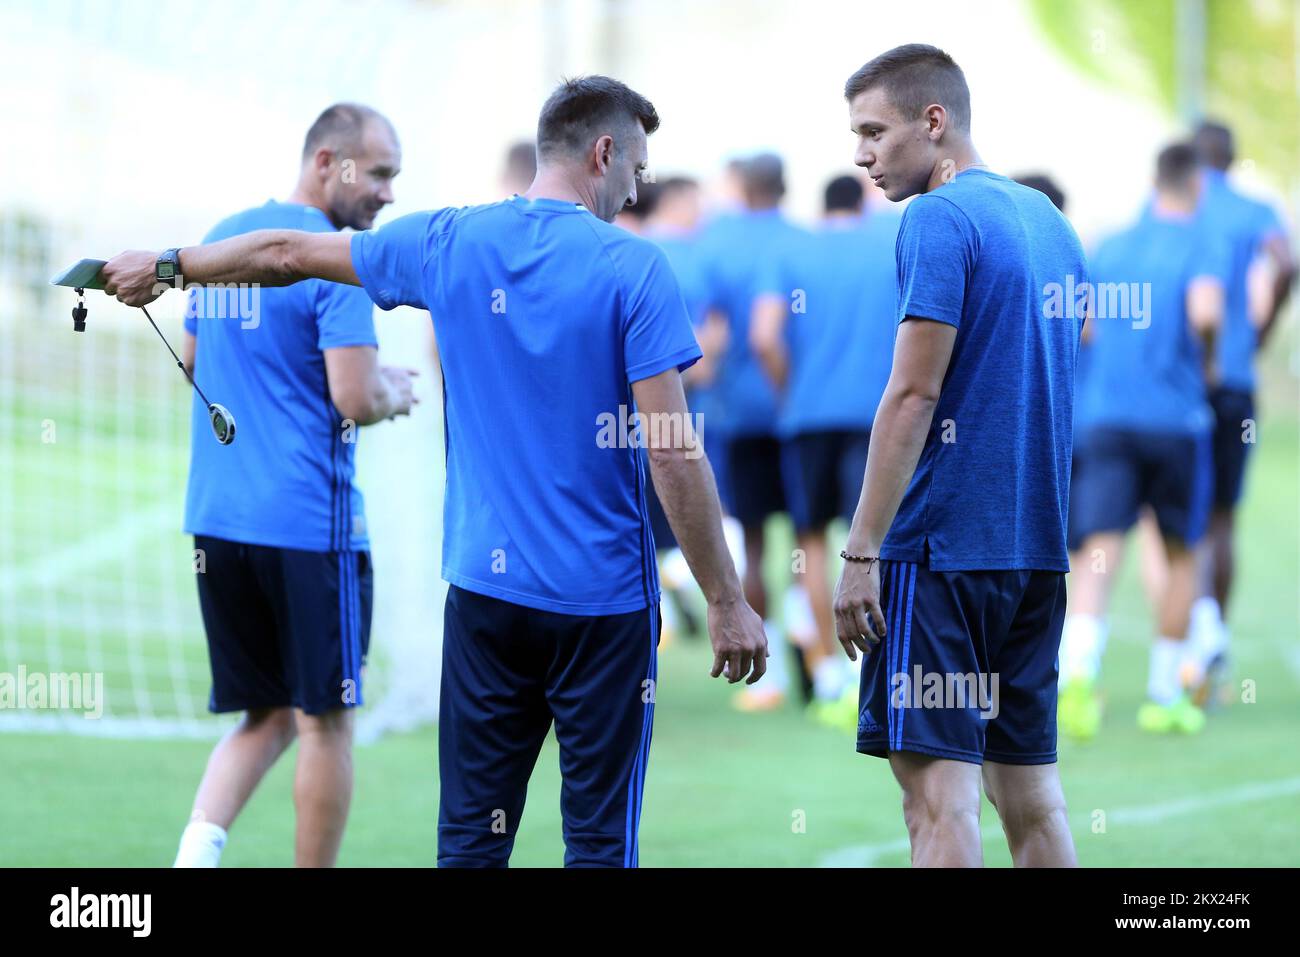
[[314, 280, 378, 350], [350, 210, 444, 311], [619, 241, 703, 383], [894, 196, 976, 328]]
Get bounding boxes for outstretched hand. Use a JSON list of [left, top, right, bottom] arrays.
[[102, 251, 165, 307]]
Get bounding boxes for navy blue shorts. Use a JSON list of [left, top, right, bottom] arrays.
[[857, 560, 1066, 766], [726, 434, 787, 527], [1209, 387, 1255, 509], [783, 429, 870, 533], [193, 535, 371, 716], [1069, 426, 1212, 546], [438, 585, 659, 868]]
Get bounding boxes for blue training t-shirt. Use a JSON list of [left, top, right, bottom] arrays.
[[1078, 211, 1230, 436], [757, 210, 901, 436], [1196, 168, 1288, 391], [351, 197, 702, 616], [696, 209, 809, 437], [883, 169, 1087, 572], [184, 201, 377, 552]]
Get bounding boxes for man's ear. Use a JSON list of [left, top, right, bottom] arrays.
[[925, 104, 946, 140], [594, 134, 614, 175], [313, 148, 335, 179]]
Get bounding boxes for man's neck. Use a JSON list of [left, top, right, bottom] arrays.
[[523, 167, 599, 212], [925, 139, 985, 193], [287, 180, 332, 225], [823, 209, 861, 228], [1151, 192, 1196, 219]]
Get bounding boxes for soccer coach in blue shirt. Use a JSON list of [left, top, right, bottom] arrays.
[[103, 77, 768, 868], [832, 45, 1087, 867]]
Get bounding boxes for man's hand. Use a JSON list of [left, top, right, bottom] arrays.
[[833, 560, 886, 661], [380, 366, 420, 418], [707, 596, 769, 684], [102, 250, 165, 307]]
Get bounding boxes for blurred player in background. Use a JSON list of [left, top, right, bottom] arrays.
[[1013, 174, 1066, 216], [168, 104, 415, 867], [833, 44, 1086, 867], [1062, 143, 1227, 737], [696, 154, 810, 711], [500, 139, 538, 197], [104, 76, 769, 868], [751, 174, 901, 730], [1181, 121, 1296, 702]]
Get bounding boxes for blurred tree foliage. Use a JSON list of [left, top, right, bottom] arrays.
[[1026, 0, 1298, 189]]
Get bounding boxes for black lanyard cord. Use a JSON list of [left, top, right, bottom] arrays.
[[139, 303, 216, 410]]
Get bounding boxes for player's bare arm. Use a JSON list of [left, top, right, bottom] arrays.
[[101, 231, 357, 307], [750, 292, 790, 389], [833, 317, 957, 658], [1255, 232, 1297, 348], [325, 346, 419, 425], [1187, 275, 1224, 384], [630, 366, 768, 685]]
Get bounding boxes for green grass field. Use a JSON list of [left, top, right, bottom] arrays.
[[2, 325, 1298, 866]]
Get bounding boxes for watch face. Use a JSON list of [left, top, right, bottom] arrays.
[[158, 262, 175, 279]]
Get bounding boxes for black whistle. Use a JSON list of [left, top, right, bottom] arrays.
[[72, 287, 87, 332]]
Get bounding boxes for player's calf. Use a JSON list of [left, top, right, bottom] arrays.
[[174, 706, 297, 867], [292, 708, 355, 867], [890, 753, 983, 867], [982, 761, 1076, 867]]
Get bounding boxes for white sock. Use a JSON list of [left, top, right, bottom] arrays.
[[661, 547, 691, 590], [1189, 597, 1225, 665], [722, 516, 746, 577], [758, 620, 789, 693], [812, 655, 844, 701], [174, 821, 227, 868], [1059, 614, 1107, 687], [1147, 638, 1184, 705], [783, 584, 817, 649]]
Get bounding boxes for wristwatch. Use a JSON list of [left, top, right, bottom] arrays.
[[156, 248, 183, 287]]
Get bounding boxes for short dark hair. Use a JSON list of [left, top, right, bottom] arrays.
[[1014, 173, 1067, 212], [843, 43, 971, 133], [624, 178, 661, 220], [743, 153, 786, 204], [1156, 142, 1200, 190], [536, 75, 659, 161], [302, 103, 392, 162], [1193, 120, 1234, 171], [634, 176, 698, 219], [824, 174, 865, 213], [504, 140, 537, 184]]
